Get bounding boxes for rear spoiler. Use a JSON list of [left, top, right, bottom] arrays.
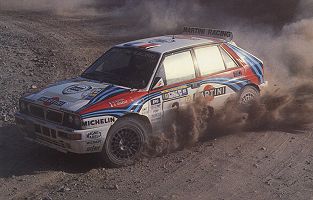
[[182, 27, 233, 42]]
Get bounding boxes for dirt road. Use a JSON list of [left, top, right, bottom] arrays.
[[1, 11, 313, 200]]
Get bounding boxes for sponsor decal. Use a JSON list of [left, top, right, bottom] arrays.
[[150, 98, 162, 115], [62, 84, 92, 94], [86, 140, 102, 145], [82, 88, 103, 100], [185, 95, 193, 103], [82, 117, 116, 127], [162, 88, 188, 101], [86, 131, 101, 139], [86, 146, 101, 152], [109, 99, 128, 107], [150, 98, 161, 105], [151, 112, 162, 119], [183, 27, 233, 41], [202, 85, 226, 100], [38, 96, 66, 106], [161, 85, 188, 93]]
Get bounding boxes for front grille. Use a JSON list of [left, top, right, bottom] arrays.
[[35, 124, 41, 132], [28, 104, 63, 124], [42, 126, 50, 136], [29, 105, 44, 119], [36, 134, 66, 148], [46, 110, 63, 123], [50, 129, 57, 139]]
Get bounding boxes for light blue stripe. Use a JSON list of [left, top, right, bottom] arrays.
[[228, 45, 263, 83], [228, 44, 263, 81], [82, 110, 126, 119], [200, 78, 241, 90], [231, 45, 263, 76], [82, 112, 125, 119], [90, 86, 116, 104], [94, 88, 126, 103], [202, 77, 248, 86], [82, 109, 126, 117], [127, 92, 162, 111]]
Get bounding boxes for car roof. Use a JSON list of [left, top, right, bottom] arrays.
[[116, 35, 226, 54]]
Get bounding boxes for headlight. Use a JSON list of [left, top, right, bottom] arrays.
[[63, 113, 82, 129], [68, 115, 74, 123], [73, 116, 81, 127], [19, 100, 28, 113]]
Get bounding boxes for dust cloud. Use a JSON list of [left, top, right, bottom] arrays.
[[147, 83, 313, 156]]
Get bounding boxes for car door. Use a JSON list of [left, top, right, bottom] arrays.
[[193, 45, 242, 109], [148, 50, 198, 126]]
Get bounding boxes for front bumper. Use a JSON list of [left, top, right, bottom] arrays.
[[259, 81, 268, 89], [15, 112, 110, 154]]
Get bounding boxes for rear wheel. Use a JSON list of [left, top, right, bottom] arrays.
[[238, 85, 260, 108], [102, 116, 148, 167]]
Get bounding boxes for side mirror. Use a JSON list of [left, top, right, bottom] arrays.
[[152, 77, 165, 90]]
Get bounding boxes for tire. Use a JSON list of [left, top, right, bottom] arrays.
[[238, 85, 260, 108], [102, 116, 149, 167]]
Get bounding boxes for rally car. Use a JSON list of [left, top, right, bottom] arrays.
[[15, 27, 267, 166]]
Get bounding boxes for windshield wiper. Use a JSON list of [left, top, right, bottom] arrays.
[[99, 72, 124, 83]]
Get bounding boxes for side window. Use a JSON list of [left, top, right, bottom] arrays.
[[157, 51, 196, 85], [194, 46, 225, 76], [220, 48, 238, 69]]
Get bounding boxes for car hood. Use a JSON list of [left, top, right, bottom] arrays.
[[25, 77, 129, 112]]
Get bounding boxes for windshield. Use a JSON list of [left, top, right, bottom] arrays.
[[81, 47, 160, 89]]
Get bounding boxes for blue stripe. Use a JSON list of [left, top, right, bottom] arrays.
[[207, 78, 250, 88], [90, 85, 116, 104], [82, 110, 127, 119], [227, 44, 263, 83], [230, 45, 264, 83], [133, 94, 161, 112], [231, 45, 263, 77], [201, 77, 246, 86], [206, 81, 239, 91], [201, 78, 245, 87], [93, 88, 126, 104], [128, 92, 162, 111], [82, 112, 125, 119], [83, 92, 162, 118], [200, 78, 241, 91], [227, 45, 261, 78]]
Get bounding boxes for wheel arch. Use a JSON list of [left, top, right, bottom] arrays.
[[243, 83, 260, 92], [109, 113, 152, 134]]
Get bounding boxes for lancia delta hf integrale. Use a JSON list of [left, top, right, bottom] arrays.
[[15, 27, 267, 166]]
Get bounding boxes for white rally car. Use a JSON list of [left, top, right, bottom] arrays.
[[15, 27, 267, 166]]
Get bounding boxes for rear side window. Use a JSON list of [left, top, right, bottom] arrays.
[[220, 48, 238, 69], [194, 46, 225, 76], [160, 51, 196, 85]]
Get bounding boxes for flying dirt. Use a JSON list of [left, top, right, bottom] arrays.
[[0, 0, 313, 200]]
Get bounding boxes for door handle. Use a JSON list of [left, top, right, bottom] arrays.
[[233, 70, 242, 77]]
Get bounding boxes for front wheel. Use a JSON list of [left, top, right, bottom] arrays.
[[102, 116, 149, 167]]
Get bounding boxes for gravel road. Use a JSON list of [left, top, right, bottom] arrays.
[[0, 11, 313, 200]]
